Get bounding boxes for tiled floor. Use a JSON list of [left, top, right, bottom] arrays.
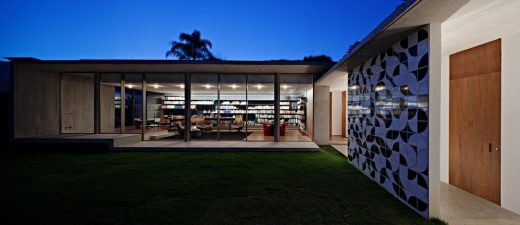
[[330, 135, 347, 145], [440, 183, 520, 225]]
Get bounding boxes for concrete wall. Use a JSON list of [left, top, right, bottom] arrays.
[[61, 73, 94, 133], [330, 91, 342, 136], [14, 65, 60, 138], [500, 32, 520, 214], [439, 29, 520, 216], [306, 88, 314, 140], [313, 85, 329, 145], [100, 84, 116, 133]]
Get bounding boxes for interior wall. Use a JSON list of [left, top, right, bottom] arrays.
[[146, 92, 163, 120], [61, 73, 94, 133], [14, 65, 60, 138], [330, 91, 342, 135], [100, 84, 115, 133], [501, 32, 520, 214]]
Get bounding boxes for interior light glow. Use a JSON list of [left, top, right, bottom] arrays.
[[230, 84, 239, 89], [153, 84, 159, 89], [281, 84, 290, 90], [178, 84, 185, 89], [126, 84, 134, 89], [256, 84, 264, 89], [204, 84, 213, 89]]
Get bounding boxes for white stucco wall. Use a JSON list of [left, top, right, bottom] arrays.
[[331, 91, 342, 136], [439, 30, 520, 215], [501, 32, 520, 214]]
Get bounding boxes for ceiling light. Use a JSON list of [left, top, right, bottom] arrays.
[[152, 84, 159, 89], [178, 84, 185, 89], [282, 84, 290, 90], [126, 84, 134, 89], [230, 84, 239, 89], [204, 84, 212, 89], [256, 84, 263, 89]]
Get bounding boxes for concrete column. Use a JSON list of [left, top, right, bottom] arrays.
[[313, 85, 330, 145], [94, 72, 100, 134], [428, 22, 442, 219], [141, 74, 146, 141], [184, 73, 191, 142], [120, 75, 125, 134], [274, 73, 280, 142]]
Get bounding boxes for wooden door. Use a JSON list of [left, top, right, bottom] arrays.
[[449, 39, 501, 205]]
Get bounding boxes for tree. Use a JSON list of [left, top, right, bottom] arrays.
[[302, 55, 333, 62], [347, 41, 360, 54], [166, 30, 214, 60]]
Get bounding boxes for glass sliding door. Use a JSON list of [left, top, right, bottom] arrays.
[[246, 74, 275, 142], [219, 74, 247, 141], [123, 73, 143, 134], [60, 73, 95, 134], [144, 73, 185, 141], [100, 73, 122, 134], [190, 73, 218, 141], [280, 74, 314, 141]]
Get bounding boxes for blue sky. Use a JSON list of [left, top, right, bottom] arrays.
[[0, 0, 402, 61]]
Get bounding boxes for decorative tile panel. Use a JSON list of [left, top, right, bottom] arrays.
[[347, 28, 430, 218]]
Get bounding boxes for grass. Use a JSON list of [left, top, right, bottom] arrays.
[[0, 146, 446, 225]]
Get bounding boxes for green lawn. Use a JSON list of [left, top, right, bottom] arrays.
[[0, 146, 445, 225]]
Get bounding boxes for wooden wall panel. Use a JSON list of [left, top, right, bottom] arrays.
[[449, 39, 501, 205]]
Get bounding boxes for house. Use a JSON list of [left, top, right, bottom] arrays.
[[6, 0, 520, 222]]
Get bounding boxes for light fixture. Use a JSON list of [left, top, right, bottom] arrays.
[[281, 84, 290, 90], [204, 84, 212, 89], [126, 84, 134, 89], [230, 84, 239, 89], [256, 84, 264, 89], [178, 84, 185, 89], [152, 84, 159, 89]]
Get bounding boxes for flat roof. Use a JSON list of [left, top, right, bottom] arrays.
[[6, 57, 334, 75]]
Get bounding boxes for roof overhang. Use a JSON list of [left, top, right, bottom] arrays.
[[316, 0, 471, 88], [7, 58, 334, 75]]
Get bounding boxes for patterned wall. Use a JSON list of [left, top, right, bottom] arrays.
[[347, 28, 430, 218]]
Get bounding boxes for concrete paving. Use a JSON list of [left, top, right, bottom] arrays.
[[115, 141, 320, 152], [440, 182, 520, 225], [331, 144, 348, 157]]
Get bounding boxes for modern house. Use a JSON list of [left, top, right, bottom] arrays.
[[6, 0, 520, 223]]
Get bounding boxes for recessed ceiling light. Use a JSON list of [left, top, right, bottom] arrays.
[[152, 84, 159, 89], [230, 84, 239, 89], [178, 84, 185, 89], [204, 84, 213, 89], [256, 84, 263, 89], [282, 84, 290, 90], [126, 84, 134, 89]]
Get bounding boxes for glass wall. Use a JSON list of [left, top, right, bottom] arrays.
[[280, 74, 314, 141], [219, 74, 247, 141], [123, 73, 143, 134], [144, 73, 185, 141], [100, 73, 121, 134], [247, 74, 275, 142], [60, 73, 95, 134], [190, 73, 218, 141]]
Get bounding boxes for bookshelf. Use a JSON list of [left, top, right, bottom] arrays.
[[161, 96, 306, 127]]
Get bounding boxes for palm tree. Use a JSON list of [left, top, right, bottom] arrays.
[[166, 30, 214, 60]]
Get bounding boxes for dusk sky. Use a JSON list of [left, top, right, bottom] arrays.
[[1, 0, 402, 61]]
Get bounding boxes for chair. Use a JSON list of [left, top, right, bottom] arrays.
[[263, 123, 270, 136], [280, 122, 287, 136], [230, 115, 244, 133], [175, 123, 185, 137]]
